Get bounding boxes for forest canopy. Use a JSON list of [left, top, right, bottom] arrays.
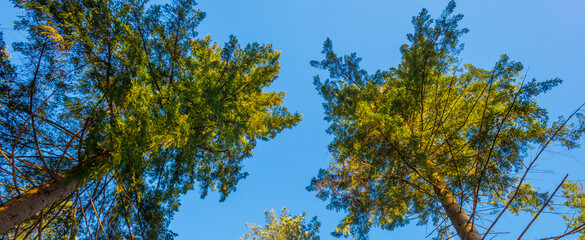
[[1, 0, 584, 240]]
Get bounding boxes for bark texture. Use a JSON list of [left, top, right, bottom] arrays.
[[433, 183, 482, 240], [0, 176, 79, 234]]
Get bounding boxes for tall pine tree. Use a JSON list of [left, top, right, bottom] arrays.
[[0, 0, 300, 238], [308, 1, 584, 239]]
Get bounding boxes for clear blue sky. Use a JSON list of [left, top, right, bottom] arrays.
[[2, 1, 585, 239]]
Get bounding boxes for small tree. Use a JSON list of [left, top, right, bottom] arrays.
[[0, 0, 300, 238], [242, 207, 320, 240], [308, 1, 584, 239]]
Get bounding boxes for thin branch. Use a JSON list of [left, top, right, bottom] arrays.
[[517, 174, 568, 239], [483, 103, 585, 240]]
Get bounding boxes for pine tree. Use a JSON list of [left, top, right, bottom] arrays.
[[308, 1, 584, 239], [0, 0, 301, 238]]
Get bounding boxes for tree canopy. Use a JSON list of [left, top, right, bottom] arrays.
[[308, 1, 585, 239], [0, 0, 300, 238], [2, 0, 585, 239], [242, 207, 320, 240]]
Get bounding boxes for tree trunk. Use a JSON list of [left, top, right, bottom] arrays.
[[0, 176, 79, 234], [0, 151, 110, 234], [433, 183, 482, 240]]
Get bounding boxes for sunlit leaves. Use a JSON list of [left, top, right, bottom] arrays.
[[242, 207, 320, 240], [563, 181, 585, 239]]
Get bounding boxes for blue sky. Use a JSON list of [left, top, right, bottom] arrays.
[[2, 1, 585, 239]]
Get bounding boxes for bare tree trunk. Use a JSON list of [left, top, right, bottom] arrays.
[[433, 183, 482, 240], [0, 176, 79, 234]]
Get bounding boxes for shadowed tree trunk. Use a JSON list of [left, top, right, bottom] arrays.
[[0, 152, 110, 234], [0, 176, 79, 234]]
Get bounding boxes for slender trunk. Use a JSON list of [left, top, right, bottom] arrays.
[[433, 183, 482, 240], [0, 176, 79, 234]]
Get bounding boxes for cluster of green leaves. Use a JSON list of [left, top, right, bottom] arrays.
[[308, 1, 584, 239], [242, 207, 320, 240], [1, 0, 300, 238], [563, 181, 585, 239]]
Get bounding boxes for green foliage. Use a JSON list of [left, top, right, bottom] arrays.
[[242, 207, 320, 240], [563, 181, 585, 239], [1, 0, 300, 238], [308, 1, 584, 239]]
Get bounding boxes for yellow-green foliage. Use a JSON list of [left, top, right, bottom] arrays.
[[308, 1, 584, 239], [242, 207, 320, 240], [1, 0, 300, 238], [563, 181, 585, 239]]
